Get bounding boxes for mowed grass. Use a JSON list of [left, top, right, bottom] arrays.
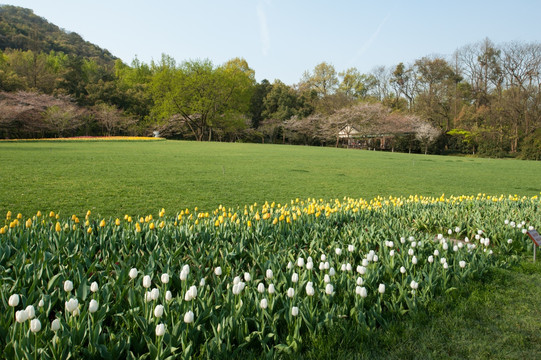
[[1, 140, 540, 217]]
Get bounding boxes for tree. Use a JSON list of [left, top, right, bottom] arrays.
[[92, 103, 135, 136], [151, 56, 255, 141], [300, 62, 339, 97], [413, 119, 441, 154]]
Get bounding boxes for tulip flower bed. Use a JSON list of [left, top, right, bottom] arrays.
[[0, 194, 539, 359]]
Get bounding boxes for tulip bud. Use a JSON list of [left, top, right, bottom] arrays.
[[268, 284, 275, 294], [129, 268, 138, 279], [297, 257, 305, 267], [30, 318, 41, 333], [359, 286, 367, 298], [200, 278, 206, 286], [257, 283, 265, 293], [64, 280, 74, 292], [143, 275, 151, 288], [335, 248, 342, 255], [184, 310, 194, 324], [348, 244, 355, 252], [51, 318, 61, 332], [244, 272, 251, 282], [154, 304, 164, 318], [305, 282, 315, 296], [8, 294, 19, 307], [179, 270, 188, 281], [459, 260, 466, 268], [362, 259, 369, 267], [15, 310, 28, 323], [145, 291, 153, 302], [412, 256, 418, 265], [320, 254, 326, 261], [151, 288, 160, 301], [329, 267, 335, 276], [356, 277, 363, 285], [325, 283, 334, 295], [214, 267, 222, 276], [291, 306, 299, 317], [378, 283, 386, 294], [90, 281, 99, 293], [25, 305, 35, 319], [260, 298, 268, 309], [266, 269, 273, 279], [400, 266, 406, 274], [165, 290, 172, 301], [189, 285, 197, 299], [291, 273, 299, 283], [89, 299, 99, 313], [389, 250, 395, 257], [38, 299, 44, 308], [287, 287, 295, 298], [65, 298, 79, 313], [324, 274, 330, 283], [155, 323, 165, 336], [428, 255, 434, 263], [161, 273, 170, 284], [233, 276, 241, 285], [306, 261, 313, 270]]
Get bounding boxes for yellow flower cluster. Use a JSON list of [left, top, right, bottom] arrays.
[[0, 136, 164, 142]]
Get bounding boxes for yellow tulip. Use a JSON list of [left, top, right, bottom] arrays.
[[135, 223, 141, 232], [0, 227, 5, 234], [247, 220, 252, 227], [100, 219, 106, 228], [149, 222, 155, 230], [55, 222, 61, 232], [25, 219, 32, 228], [17, 213, 22, 219], [49, 211, 55, 218], [36, 211, 41, 217], [115, 218, 121, 226], [87, 227, 92, 234], [159, 221, 164, 229]]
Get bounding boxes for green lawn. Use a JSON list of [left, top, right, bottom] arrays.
[[1, 140, 540, 217]]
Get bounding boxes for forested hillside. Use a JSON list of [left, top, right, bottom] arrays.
[[0, 5, 539, 160], [0, 5, 115, 65]]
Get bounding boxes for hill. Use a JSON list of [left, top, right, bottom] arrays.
[[0, 4, 116, 66]]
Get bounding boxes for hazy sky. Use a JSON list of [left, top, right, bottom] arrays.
[[3, 0, 541, 84]]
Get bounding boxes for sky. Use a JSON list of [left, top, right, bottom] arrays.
[[3, 0, 541, 85]]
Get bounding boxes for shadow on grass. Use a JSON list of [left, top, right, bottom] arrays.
[[261, 258, 541, 360]]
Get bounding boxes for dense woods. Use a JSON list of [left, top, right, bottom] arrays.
[[0, 5, 539, 159]]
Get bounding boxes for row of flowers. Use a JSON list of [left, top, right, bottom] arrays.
[[0, 195, 538, 358]]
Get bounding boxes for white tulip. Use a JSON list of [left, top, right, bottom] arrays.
[[378, 284, 385, 294], [38, 299, 44, 308], [268, 284, 275, 294], [214, 267, 222, 276], [161, 273, 170, 284], [440, 258, 447, 264], [448, 229, 453, 235], [320, 254, 326, 261], [325, 283, 334, 295], [507, 239, 513, 244], [434, 250, 439, 256], [410, 280, 419, 290], [189, 285, 197, 299], [306, 261, 313, 270], [411, 241, 416, 248], [143, 275, 151, 288], [257, 283, 265, 293], [504, 219, 509, 225], [319, 262, 325, 271], [291, 306, 299, 317], [346, 263, 352, 271], [443, 263, 449, 269], [179, 269, 188, 281], [233, 276, 241, 285], [324, 274, 330, 283], [145, 291, 153, 302], [455, 226, 461, 233], [266, 269, 273, 279], [155, 323, 165, 336], [335, 248, 342, 256], [244, 272, 251, 282], [25, 305, 35, 319], [8, 294, 19, 307], [359, 286, 368, 298], [358, 266, 367, 275], [15, 310, 27, 323], [30, 318, 41, 333], [459, 261, 466, 268], [356, 277, 363, 285], [260, 298, 268, 309], [184, 310, 194, 324], [291, 273, 299, 283], [400, 266, 406, 274], [287, 287, 295, 298], [324, 262, 330, 270], [90, 281, 99, 293], [329, 267, 335, 276], [355, 286, 363, 296], [182, 264, 190, 274], [287, 261, 293, 269], [340, 264, 346, 271], [428, 255, 434, 263], [51, 318, 61, 331], [64, 280, 74, 292], [65, 298, 78, 313], [200, 278, 206, 286], [129, 268, 138, 279], [362, 259, 369, 267], [348, 244, 355, 252], [297, 257, 305, 267], [151, 288, 160, 300], [154, 304, 164, 318], [306, 283, 315, 296], [443, 243, 449, 250], [389, 250, 395, 257], [400, 237, 406, 244], [412, 256, 418, 265], [367, 252, 374, 262], [408, 249, 414, 256], [437, 234, 443, 240], [165, 290, 172, 301], [89, 299, 99, 313]]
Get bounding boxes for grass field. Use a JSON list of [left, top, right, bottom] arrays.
[[1, 140, 540, 217], [1, 140, 541, 359]]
